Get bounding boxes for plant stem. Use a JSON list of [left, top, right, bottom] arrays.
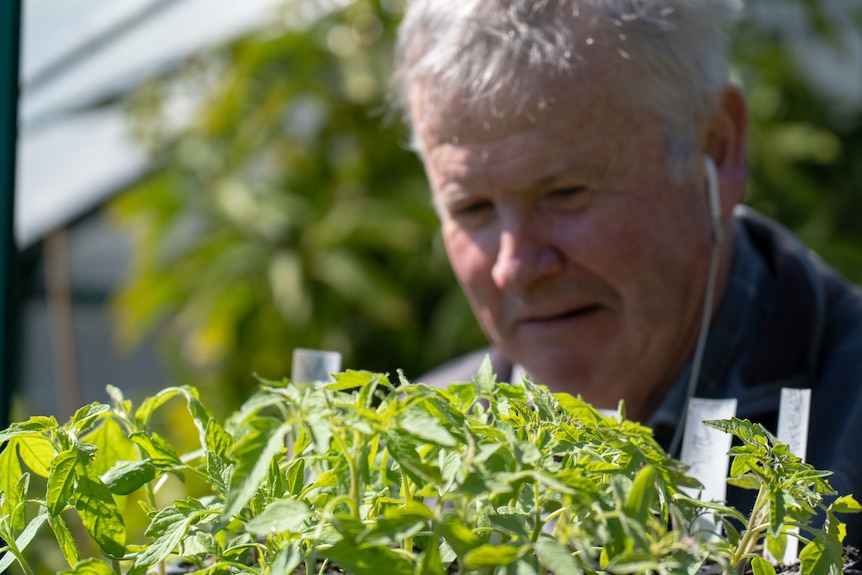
[[401, 468, 414, 554], [732, 485, 770, 573]]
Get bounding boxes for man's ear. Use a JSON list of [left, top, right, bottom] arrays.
[[703, 85, 748, 214]]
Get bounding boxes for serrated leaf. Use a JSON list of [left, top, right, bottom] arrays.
[[245, 497, 312, 535], [16, 435, 54, 477], [0, 416, 59, 444], [223, 420, 291, 520], [68, 404, 111, 436], [385, 429, 442, 484], [831, 495, 862, 514], [101, 460, 158, 495], [534, 540, 580, 575], [399, 409, 456, 447], [59, 558, 115, 575], [284, 458, 305, 497], [417, 534, 444, 575], [75, 450, 126, 559], [438, 515, 480, 557], [47, 448, 78, 515], [130, 432, 184, 467], [322, 541, 415, 575], [0, 438, 24, 507], [135, 507, 189, 568], [49, 513, 80, 567], [770, 489, 786, 537], [750, 556, 777, 575], [799, 537, 842, 575], [463, 544, 520, 569], [0, 508, 48, 572], [363, 501, 432, 544], [767, 533, 787, 565], [82, 417, 138, 476], [205, 418, 234, 459], [473, 355, 497, 395], [325, 369, 378, 391], [271, 543, 303, 575], [626, 464, 657, 524], [727, 473, 761, 490], [178, 530, 218, 556]]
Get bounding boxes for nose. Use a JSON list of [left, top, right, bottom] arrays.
[[491, 222, 564, 292]]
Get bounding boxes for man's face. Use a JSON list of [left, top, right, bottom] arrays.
[[411, 74, 717, 419]]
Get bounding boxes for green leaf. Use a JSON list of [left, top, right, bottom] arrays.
[[205, 418, 234, 459], [473, 355, 497, 395], [324, 369, 378, 391], [463, 544, 521, 569], [68, 403, 111, 436], [399, 408, 457, 447], [284, 458, 305, 497], [385, 429, 442, 484], [626, 464, 658, 524], [49, 513, 80, 567], [363, 501, 432, 544], [59, 558, 115, 575], [271, 543, 303, 575], [322, 541, 415, 575], [82, 417, 138, 476], [0, 439, 24, 506], [47, 448, 78, 515], [799, 534, 844, 575], [16, 435, 54, 477], [101, 459, 158, 495], [767, 534, 787, 566], [769, 489, 786, 537], [533, 540, 580, 575], [831, 495, 862, 514], [130, 432, 184, 467], [0, 508, 49, 572], [135, 507, 189, 568], [0, 416, 59, 444], [75, 450, 126, 559], [223, 420, 291, 520], [438, 515, 480, 557], [245, 497, 313, 535], [417, 535, 444, 575]]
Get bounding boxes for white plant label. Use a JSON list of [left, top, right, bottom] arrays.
[[774, 387, 812, 564], [291, 348, 342, 385], [680, 397, 738, 539]]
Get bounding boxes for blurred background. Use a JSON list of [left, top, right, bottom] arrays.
[[4, 0, 862, 423]]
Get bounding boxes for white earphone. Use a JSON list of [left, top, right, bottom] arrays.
[[703, 155, 723, 245], [667, 155, 725, 455]]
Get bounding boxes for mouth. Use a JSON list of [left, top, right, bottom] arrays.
[[523, 304, 603, 325]]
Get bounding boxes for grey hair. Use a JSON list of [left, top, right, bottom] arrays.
[[392, 0, 744, 181]]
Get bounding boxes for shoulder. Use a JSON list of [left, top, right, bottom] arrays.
[[415, 347, 513, 389]]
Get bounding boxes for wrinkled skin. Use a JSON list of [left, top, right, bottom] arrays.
[[411, 65, 747, 422]]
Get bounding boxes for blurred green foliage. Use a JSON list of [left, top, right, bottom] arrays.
[[110, 0, 487, 409], [108, 0, 862, 409], [734, 0, 862, 282]]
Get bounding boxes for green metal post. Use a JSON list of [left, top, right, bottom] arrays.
[[0, 0, 21, 429]]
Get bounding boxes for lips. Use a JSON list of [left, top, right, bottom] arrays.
[[519, 304, 603, 325]]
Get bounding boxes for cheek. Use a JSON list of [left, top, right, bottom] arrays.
[[441, 222, 496, 293]]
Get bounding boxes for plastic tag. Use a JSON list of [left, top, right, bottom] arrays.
[[680, 397, 738, 538], [291, 348, 341, 385], [774, 387, 812, 563]]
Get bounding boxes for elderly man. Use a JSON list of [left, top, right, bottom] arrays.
[[393, 0, 862, 542]]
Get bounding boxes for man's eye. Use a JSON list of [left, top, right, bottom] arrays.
[[452, 201, 493, 219], [552, 186, 587, 198], [546, 186, 591, 209]]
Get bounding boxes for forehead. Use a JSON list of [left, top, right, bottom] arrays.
[[410, 65, 653, 158]]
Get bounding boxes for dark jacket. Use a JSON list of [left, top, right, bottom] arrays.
[[419, 207, 862, 546]]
